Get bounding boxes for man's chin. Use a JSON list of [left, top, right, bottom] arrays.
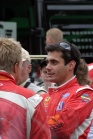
[[48, 77, 55, 82]]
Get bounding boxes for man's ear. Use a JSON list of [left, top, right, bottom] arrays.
[[13, 62, 22, 83], [13, 63, 19, 73], [48, 36, 54, 44], [49, 37, 54, 43], [28, 64, 32, 73], [69, 60, 76, 70]]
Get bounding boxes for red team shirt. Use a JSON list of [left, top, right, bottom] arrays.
[[42, 76, 93, 139], [0, 71, 51, 139]]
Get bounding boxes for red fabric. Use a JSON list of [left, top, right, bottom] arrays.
[[0, 71, 51, 139], [0, 99, 27, 139], [42, 77, 93, 139]]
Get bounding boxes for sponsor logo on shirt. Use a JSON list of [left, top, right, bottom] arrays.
[[56, 101, 64, 111], [44, 96, 50, 106], [48, 115, 63, 132], [81, 94, 91, 102], [62, 93, 70, 98]]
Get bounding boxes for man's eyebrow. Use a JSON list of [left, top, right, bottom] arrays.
[[50, 59, 58, 61]]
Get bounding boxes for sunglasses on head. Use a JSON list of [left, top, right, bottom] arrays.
[[59, 42, 71, 51]]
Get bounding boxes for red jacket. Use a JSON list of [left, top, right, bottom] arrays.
[[42, 76, 93, 139], [0, 71, 51, 139]]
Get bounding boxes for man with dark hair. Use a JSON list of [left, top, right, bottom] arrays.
[[40, 59, 47, 70], [38, 59, 54, 91], [42, 41, 93, 139]]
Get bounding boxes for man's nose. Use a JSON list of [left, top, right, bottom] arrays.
[[46, 63, 51, 70]]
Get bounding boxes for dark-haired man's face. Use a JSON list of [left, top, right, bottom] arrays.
[[41, 66, 50, 83], [46, 51, 75, 86]]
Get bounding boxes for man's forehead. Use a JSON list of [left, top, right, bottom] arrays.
[[47, 51, 62, 59], [22, 60, 30, 65], [46, 56, 63, 63]]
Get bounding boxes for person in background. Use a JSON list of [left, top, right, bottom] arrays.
[[88, 62, 93, 88], [38, 59, 55, 91], [42, 41, 93, 139], [76, 59, 92, 86], [46, 28, 63, 46], [0, 37, 51, 139], [17, 47, 47, 94]]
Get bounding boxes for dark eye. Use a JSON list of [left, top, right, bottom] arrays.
[[51, 60, 58, 65], [43, 71, 47, 74]]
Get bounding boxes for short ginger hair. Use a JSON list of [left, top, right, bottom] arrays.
[[46, 28, 63, 44]]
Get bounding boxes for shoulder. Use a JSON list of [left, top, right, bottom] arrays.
[[14, 85, 35, 98], [76, 85, 93, 93], [16, 85, 43, 107], [28, 83, 47, 93], [27, 93, 43, 108]]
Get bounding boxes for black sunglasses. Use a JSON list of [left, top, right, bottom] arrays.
[[59, 42, 71, 51]]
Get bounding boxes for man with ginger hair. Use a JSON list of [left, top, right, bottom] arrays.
[[0, 37, 51, 139], [46, 28, 63, 46]]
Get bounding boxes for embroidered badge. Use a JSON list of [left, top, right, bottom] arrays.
[[44, 96, 50, 106], [62, 93, 70, 99], [81, 94, 91, 102], [56, 101, 64, 111], [48, 115, 63, 132]]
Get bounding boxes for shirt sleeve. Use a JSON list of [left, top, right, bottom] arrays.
[[48, 89, 93, 138]]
